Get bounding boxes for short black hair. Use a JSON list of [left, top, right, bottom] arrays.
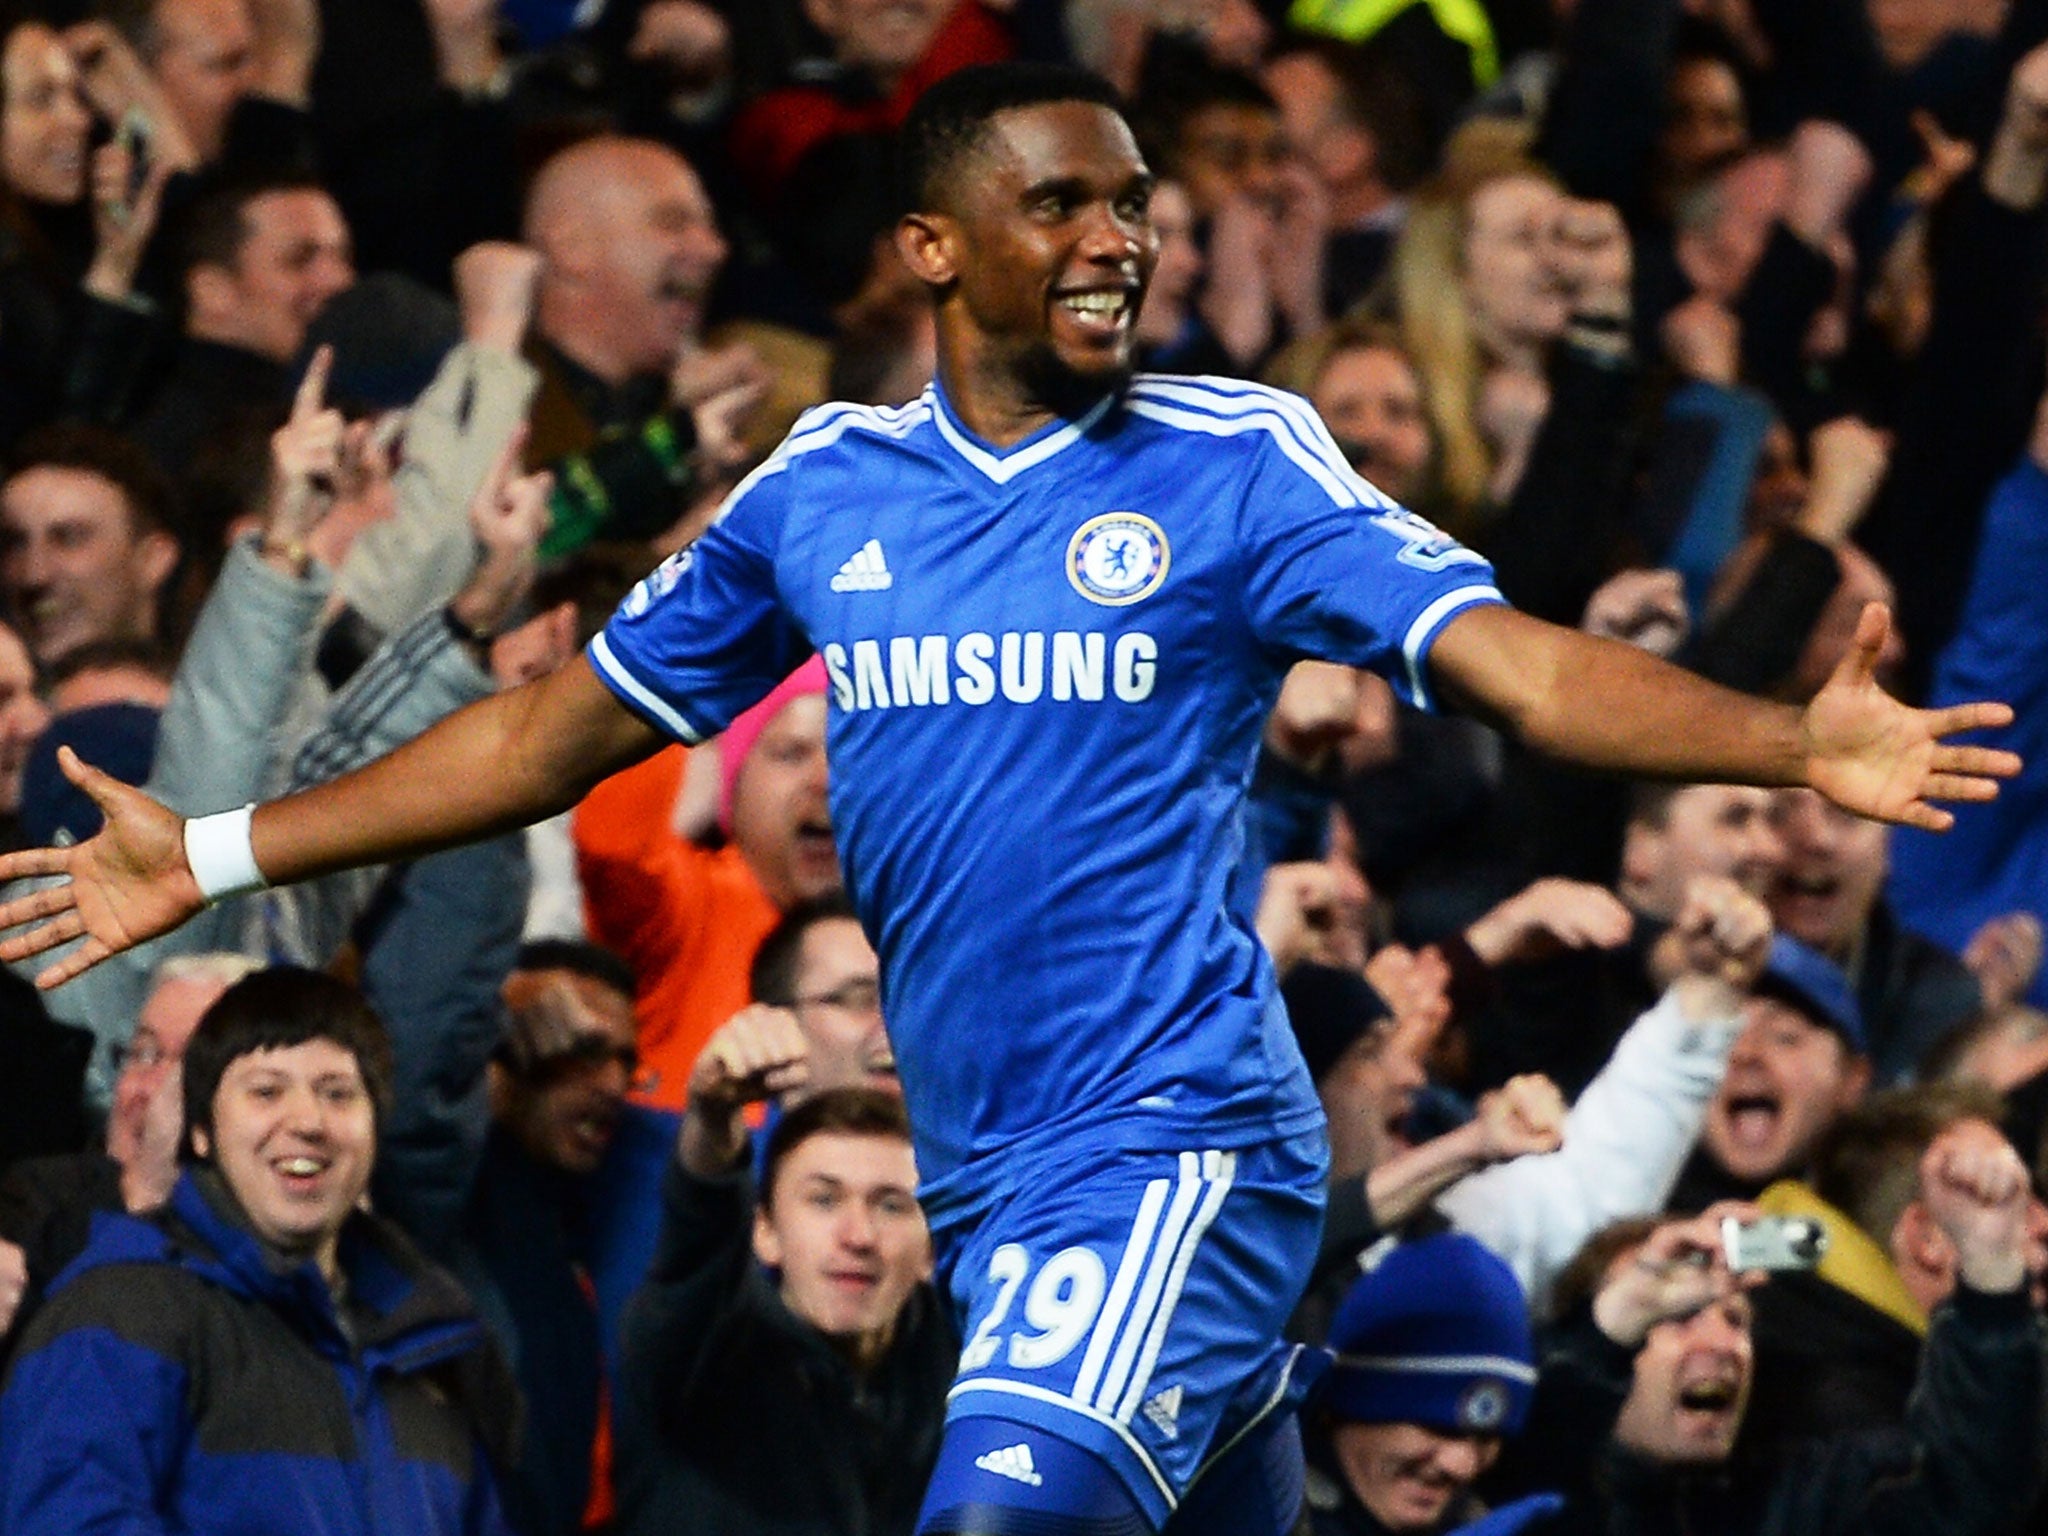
[[91, 0, 161, 57], [181, 967, 395, 1160], [750, 893, 861, 1007], [173, 169, 333, 280], [1130, 43, 1278, 177], [529, 549, 646, 650], [5, 423, 175, 538], [760, 1085, 913, 1209], [899, 61, 1128, 214], [514, 938, 638, 1000], [44, 637, 176, 693]]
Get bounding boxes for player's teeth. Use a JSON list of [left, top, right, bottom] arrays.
[[279, 1158, 321, 1176], [1065, 294, 1124, 313]]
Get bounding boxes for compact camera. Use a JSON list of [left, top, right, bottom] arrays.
[[1720, 1214, 1828, 1272]]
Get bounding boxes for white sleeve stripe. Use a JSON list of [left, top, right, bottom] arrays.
[[1128, 381, 1364, 509], [1130, 377, 1401, 513], [587, 632, 707, 743], [786, 401, 931, 456], [709, 402, 932, 529], [1401, 585, 1505, 711], [1123, 398, 1358, 507]]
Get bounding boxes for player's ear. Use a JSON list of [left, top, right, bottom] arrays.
[[896, 212, 959, 288]]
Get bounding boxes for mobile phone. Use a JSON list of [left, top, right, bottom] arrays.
[[1720, 1215, 1827, 1272], [115, 107, 152, 204]]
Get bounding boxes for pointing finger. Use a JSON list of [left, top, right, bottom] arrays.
[[293, 344, 333, 421]]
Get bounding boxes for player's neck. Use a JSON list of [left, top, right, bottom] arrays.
[[936, 339, 1115, 449]]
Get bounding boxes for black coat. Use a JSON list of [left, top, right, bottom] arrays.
[[1514, 1287, 2047, 1536], [613, 1158, 957, 1536]]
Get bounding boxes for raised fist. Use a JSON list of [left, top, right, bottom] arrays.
[[1798, 417, 1891, 545], [1582, 568, 1690, 657], [1963, 911, 2044, 1014], [688, 1003, 811, 1114], [1661, 295, 1741, 386], [1920, 1118, 2034, 1294], [1664, 875, 1772, 990], [1784, 122, 1874, 247], [1472, 1073, 1566, 1161], [454, 242, 542, 355]]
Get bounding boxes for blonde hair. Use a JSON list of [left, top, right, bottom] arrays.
[[1264, 313, 1414, 401], [1384, 119, 1560, 529], [1265, 316, 1441, 510]]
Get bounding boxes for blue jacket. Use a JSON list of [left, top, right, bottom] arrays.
[[0, 1167, 519, 1536], [1890, 457, 2048, 1012]]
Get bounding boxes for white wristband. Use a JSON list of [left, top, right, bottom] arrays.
[[183, 805, 268, 904]]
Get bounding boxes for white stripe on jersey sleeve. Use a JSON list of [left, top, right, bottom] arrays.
[[1128, 375, 1398, 512], [1122, 396, 1360, 507], [588, 631, 709, 743], [1400, 584, 1506, 711], [708, 399, 933, 529]]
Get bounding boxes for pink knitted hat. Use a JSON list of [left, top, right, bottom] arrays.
[[717, 656, 829, 833]]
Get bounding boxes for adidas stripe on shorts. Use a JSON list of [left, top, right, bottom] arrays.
[[922, 1129, 1326, 1529]]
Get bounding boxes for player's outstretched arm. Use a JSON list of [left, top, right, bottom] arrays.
[[0, 655, 662, 987], [1430, 600, 2018, 829]]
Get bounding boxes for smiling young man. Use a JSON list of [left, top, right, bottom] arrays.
[[0, 62, 2024, 1536], [614, 1086, 952, 1536], [0, 967, 518, 1535]]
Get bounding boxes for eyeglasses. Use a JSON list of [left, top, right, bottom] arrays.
[[794, 978, 883, 1015], [109, 1036, 172, 1074], [553, 1034, 640, 1075]]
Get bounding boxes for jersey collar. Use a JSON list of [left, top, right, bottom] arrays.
[[926, 379, 1116, 485]]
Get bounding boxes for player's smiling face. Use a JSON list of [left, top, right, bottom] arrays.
[[924, 100, 1159, 405]]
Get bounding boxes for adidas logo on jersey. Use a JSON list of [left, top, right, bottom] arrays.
[[831, 538, 893, 592], [1141, 1385, 1183, 1440], [973, 1444, 1044, 1487]]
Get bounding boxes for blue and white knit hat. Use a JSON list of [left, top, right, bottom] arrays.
[[1322, 1233, 1537, 1436]]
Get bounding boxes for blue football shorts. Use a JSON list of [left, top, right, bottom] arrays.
[[920, 1128, 1328, 1530]]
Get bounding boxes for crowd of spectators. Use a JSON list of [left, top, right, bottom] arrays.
[[0, 0, 2045, 1531]]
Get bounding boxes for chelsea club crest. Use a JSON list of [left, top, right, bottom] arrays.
[[1067, 513, 1170, 607]]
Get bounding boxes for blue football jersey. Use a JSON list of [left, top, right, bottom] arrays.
[[592, 375, 1504, 1216]]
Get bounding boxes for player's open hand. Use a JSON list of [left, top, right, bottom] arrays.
[[1801, 603, 2019, 831], [0, 747, 205, 987]]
